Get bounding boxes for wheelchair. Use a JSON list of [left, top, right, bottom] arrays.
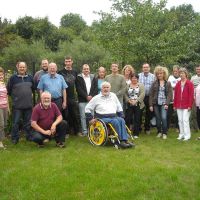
[[88, 118, 134, 149]]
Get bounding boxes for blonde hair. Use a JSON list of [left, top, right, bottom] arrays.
[[154, 66, 169, 80], [179, 67, 189, 78], [0, 67, 4, 73], [122, 65, 134, 76]]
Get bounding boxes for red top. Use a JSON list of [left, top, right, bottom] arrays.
[[174, 79, 194, 109], [31, 102, 61, 130]]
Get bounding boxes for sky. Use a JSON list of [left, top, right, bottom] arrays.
[[0, 0, 200, 26]]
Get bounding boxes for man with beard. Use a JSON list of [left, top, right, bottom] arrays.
[[33, 59, 49, 88], [31, 91, 68, 148], [58, 56, 80, 135]]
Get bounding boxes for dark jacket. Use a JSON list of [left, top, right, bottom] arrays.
[[7, 74, 34, 109], [174, 79, 194, 109], [76, 73, 98, 102], [149, 80, 173, 106]]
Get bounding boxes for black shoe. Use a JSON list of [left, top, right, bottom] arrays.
[[56, 142, 65, 148], [120, 141, 130, 149], [12, 139, 18, 144]]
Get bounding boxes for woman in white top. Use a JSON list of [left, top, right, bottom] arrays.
[[167, 65, 181, 130]]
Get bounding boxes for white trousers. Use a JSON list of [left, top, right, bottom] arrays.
[[177, 109, 191, 139]]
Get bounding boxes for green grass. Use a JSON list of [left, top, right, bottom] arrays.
[[1, 129, 200, 200]]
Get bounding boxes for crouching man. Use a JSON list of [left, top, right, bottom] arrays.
[[31, 91, 68, 148], [85, 81, 134, 148]]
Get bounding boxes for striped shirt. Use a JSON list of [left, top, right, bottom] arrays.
[[139, 72, 155, 96], [0, 82, 8, 108]]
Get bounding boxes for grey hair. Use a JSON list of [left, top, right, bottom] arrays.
[[41, 91, 52, 98], [101, 81, 111, 89]]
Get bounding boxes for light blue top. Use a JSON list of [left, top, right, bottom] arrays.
[[37, 73, 68, 98], [98, 79, 104, 94]]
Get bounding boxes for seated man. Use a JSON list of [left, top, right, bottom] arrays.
[[85, 81, 134, 148], [31, 91, 68, 148]]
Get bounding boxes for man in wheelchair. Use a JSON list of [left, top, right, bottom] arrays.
[[85, 81, 134, 148]]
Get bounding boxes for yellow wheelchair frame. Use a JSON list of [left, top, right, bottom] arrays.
[[88, 118, 133, 148]]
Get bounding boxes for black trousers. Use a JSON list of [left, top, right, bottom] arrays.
[[197, 107, 200, 129], [142, 96, 154, 131], [32, 120, 68, 145], [63, 99, 80, 134], [125, 105, 141, 136], [52, 97, 63, 112], [167, 103, 178, 129]]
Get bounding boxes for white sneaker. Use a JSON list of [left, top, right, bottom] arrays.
[[0, 141, 4, 148], [183, 138, 190, 141], [162, 134, 167, 139], [177, 136, 183, 140], [145, 130, 151, 135], [134, 136, 139, 139], [157, 133, 162, 138]]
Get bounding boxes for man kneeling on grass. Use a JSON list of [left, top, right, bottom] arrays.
[[31, 91, 68, 148], [85, 81, 134, 149]]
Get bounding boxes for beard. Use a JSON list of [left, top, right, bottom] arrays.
[[43, 101, 51, 107]]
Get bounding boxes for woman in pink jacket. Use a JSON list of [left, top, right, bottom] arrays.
[[174, 68, 194, 141]]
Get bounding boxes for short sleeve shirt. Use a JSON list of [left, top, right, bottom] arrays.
[[31, 103, 61, 130]]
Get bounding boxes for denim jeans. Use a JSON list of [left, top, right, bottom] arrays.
[[78, 102, 88, 135], [101, 117, 128, 141], [11, 108, 32, 141], [154, 105, 168, 134]]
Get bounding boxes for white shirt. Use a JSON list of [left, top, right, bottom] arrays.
[[82, 73, 91, 95], [85, 92, 123, 115]]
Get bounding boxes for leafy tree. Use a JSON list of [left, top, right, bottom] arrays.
[[60, 13, 87, 35]]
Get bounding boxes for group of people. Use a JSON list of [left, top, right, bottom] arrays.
[[0, 56, 200, 149]]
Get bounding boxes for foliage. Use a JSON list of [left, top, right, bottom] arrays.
[[60, 13, 87, 35]]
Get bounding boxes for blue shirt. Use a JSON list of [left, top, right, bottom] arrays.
[[37, 73, 68, 98]]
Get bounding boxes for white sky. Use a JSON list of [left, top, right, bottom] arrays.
[[0, 0, 199, 26]]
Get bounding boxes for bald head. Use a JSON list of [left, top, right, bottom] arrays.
[[48, 62, 57, 76]]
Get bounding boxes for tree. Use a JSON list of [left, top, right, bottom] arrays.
[[60, 13, 87, 35]]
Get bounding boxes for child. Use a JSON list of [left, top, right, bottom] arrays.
[[0, 67, 9, 149]]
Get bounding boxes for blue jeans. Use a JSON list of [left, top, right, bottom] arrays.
[[154, 105, 168, 134], [11, 108, 32, 141], [78, 102, 88, 135], [101, 117, 128, 141]]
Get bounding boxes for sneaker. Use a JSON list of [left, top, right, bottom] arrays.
[[183, 138, 190, 141], [177, 136, 184, 140], [43, 138, 50, 143], [78, 132, 85, 137], [65, 134, 70, 139], [134, 136, 139, 139], [0, 141, 4, 148], [120, 141, 130, 149], [196, 137, 200, 140], [157, 133, 162, 138], [162, 134, 167, 139], [38, 144, 44, 148], [12, 139, 19, 144], [145, 130, 151, 135]]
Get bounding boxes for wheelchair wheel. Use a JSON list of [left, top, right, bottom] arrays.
[[88, 119, 108, 146]]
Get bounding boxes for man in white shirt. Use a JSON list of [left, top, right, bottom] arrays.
[[76, 64, 98, 136], [85, 81, 134, 148]]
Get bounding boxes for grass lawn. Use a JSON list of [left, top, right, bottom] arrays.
[[1, 129, 200, 200]]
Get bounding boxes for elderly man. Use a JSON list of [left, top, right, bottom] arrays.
[[31, 91, 68, 148], [37, 62, 68, 111], [85, 81, 134, 148], [7, 61, 34, 144]]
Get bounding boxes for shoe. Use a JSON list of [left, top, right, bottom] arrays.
[[157, 133, 162, 138], [145, 130, 151, 135], [162, 134, 167, 139], [65, 134, 70, 139], [12, 139, 18, 144], [38, 144, 44, 148], [183, 138, 190, 141], [125, 141, 135, 148], [43, 138, 50, 143], [134, 136, 139, 139], [120, 141, 130, 148], [56, 142, 65, 148], [0, 142, 4, 148], [78, 132, 86, 137], [177, 136, 184, 140], [196, 137, 200, 140]]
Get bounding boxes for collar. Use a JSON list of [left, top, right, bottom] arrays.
[[17, 74, 28, 78], [82, 73, 90, 78], [48, 73, 58, 78], [100, 92, 111, 97]]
